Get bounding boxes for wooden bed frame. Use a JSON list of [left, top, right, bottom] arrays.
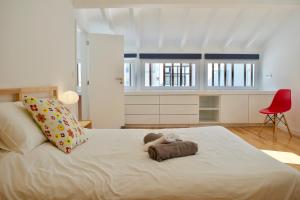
[[0, 86, 58, 101]]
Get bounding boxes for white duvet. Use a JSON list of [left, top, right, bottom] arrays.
[[0, 126, 299, 200]]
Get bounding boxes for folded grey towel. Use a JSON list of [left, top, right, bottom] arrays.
[[148, 141, 198, 162], [144, 133, 163, 144]]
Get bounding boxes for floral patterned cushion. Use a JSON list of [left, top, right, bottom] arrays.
[[23, 97, 88, 153]]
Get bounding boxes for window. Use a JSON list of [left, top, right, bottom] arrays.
[[124, 60, 135, 88], [144, 62, 196, 88], [207, 61, 255, 88]]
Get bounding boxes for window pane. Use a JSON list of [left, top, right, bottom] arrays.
[[233, 63, 244, 87], [208, 62, 255, 88], [219, 63, 225, 87], [145, 63, 150, 87], [207, 63, 212, 86], [124, 63, 131, 87], [182, 63, 191, 87], [245, 63, 252, 87], [226, 63, 232, 86], [213, 63, 219, 86], [159, 64, 164, 86], [173, 63, 180, 86], [181, 63, 187, 86], [252, 64, 255, 87], [145, 61, 196, 88], [164, 63, 172, 86], [191, 64, 196, 87], [151, 63, 162, 87]]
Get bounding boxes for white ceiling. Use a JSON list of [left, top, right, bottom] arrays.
[[75, 1, 300, 53]]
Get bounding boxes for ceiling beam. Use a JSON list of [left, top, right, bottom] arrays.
[[223, 9, 246, 48], [73, 0, 300, 8], [99, 8, 115, 34], [200, 9, 218, 49], [244, 9, 273, 49], [129, 8, 141, 50], [180, 8, 192, 48]]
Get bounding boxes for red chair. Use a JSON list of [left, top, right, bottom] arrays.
[[259, 89, 293, 141]]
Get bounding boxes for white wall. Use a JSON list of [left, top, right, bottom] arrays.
[[0, 0, 76, 94], [262, 12, 300, 135]]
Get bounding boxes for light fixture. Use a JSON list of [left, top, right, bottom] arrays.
[[60, 90, 79, 105]]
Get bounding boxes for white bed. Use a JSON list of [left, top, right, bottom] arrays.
[[0, 126, 299, 200]]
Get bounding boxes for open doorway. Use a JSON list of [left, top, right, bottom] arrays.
[[76, 26, 89, 120]]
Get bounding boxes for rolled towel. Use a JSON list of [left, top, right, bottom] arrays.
[[144, 133, 163, 144], [144, 136, 167, 152], [164, 133, 181, 143], [148, 141, 198, 162], [143, 133, 182, 152]]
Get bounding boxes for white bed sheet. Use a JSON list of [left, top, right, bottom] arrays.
[[0, 126, 299, 200]]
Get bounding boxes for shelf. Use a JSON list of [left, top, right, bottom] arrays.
[[199, 107, 219, 111], [199, 110, 219, 122], [199, 96, 220, 108]]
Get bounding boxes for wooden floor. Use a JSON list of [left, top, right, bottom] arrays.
[[228, 126, 300, 171]]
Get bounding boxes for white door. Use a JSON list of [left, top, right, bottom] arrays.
[[220, 95, 249, 123], [88, 33, 124, 128]]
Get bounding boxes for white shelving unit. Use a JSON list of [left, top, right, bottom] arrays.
[[199, 96, 220, 123]]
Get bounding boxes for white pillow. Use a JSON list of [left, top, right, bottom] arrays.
[[0, 102, 47, 154]]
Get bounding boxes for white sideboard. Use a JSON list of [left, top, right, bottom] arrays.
[[220, 95, 249, 123], [125, 95, 159, 124], [125, 91, 274, 125], [159, 95, 199, 124]]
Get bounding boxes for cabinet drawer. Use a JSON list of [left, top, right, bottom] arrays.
[[125, 115, 159, 124], [125, 105, 159, 115], [125, 95, 159, 105], [160, 95, 199, 105], [160, 115, 199, 124], [160, 105, 199, 115]]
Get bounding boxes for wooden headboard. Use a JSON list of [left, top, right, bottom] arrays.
[[0, 86, 58, 102]]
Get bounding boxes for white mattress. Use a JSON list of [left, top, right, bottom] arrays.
[[0, 126, 299, 200]]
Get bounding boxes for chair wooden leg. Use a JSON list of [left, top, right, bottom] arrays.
[[258, 115, 268, 137], [282, 114, 293, 138], [273, 114, 277, 142]]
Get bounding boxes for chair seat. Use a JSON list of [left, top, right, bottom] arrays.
[[259, 108, 280, 114]]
